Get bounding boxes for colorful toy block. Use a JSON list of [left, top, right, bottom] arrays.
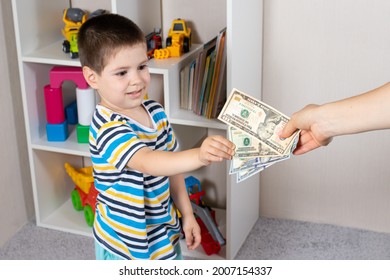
[[76, 124, 90, 143], [50, 66, 89, 89], [65, 101, 78, 125], [46, 121, 68, 142], [76, 87, 96, 126], [43, 66, 96, 143], [44, 85, 65, 124]]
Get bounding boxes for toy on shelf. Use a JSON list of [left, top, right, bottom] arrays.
[[146, 28, 162, 59], [43, 66, 97, 143], [154, 18, 192, 59], [64, 163, 98, 227], [61, 8, 87, 59], [184, 176, 225, 255], [61, 8, 109, 59]]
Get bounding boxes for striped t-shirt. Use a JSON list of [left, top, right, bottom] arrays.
[[89, 100, 181, 260]]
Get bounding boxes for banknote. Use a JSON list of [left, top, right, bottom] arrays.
[[218, 88, 299, 155], [237, 164, 268, 183], [220, 88, 300, 182], [228, 126, 279, 158], [230, 156, 261, 174], [230, 152, 291, 174]]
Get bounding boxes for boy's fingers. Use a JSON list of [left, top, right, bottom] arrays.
[[211, 136, 235, 155]]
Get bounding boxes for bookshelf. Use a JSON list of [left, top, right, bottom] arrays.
[[11, 0, 263, 259]]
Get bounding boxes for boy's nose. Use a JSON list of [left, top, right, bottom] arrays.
[[128, 72, 141, 86]]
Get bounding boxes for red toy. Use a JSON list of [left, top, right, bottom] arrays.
[[146, 28, 162, 59], [65, 163, 98, 227], [185, 176, 225, 255]]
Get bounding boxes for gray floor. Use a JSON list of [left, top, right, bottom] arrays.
[[1, 217, 390, 260]]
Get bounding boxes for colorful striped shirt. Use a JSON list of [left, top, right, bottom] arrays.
[[89, 100, 181, 260]]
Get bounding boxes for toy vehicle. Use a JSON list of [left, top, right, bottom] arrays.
[[184, 176, 225, 255], [61, 8, 87, 59], [154, 18, 192, 59], [64, 163, 98, 227], [146, 28, 162, 59]]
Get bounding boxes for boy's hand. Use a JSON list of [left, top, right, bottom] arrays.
[[181, 215, 201, 250], [199, 135, 235, 165]]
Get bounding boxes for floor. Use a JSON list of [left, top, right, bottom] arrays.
[[1, 216, 390, 260]]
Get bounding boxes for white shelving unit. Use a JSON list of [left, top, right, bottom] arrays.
[[12, 0, 263, 260]]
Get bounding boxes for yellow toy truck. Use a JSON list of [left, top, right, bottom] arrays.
[[61, 8, 87, 59], [64, 163, 98, 227], [154, 18, 192, 59]]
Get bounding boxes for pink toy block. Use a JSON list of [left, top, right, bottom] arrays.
[[50, 66, 89, 89], [44, 84, 65, 124]]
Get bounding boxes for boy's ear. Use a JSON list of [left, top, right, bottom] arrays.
[[82, 66, 98, 89]]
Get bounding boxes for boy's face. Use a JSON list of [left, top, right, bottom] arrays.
[[84, 43, 150, 112]]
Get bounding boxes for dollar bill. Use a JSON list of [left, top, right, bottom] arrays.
[[230, 152, 291, 174], [220, 88, 301, 183], [230, 156, 261, 174], [228, 126, 279, 158], [237, 164, 267, 183], [219, 88, 299, 155]]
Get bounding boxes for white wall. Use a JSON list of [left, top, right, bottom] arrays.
[[261, 0, 390, 233], [0, 0, 34, 246]]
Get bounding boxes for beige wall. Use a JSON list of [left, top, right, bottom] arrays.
[[0, 0, 34, 247], [261, 0, 390, 233]]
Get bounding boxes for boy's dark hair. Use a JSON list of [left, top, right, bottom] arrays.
[[78, 13, 145, 74]]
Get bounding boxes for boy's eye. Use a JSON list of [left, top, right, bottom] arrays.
[[116, 70, 127, 76], [139, 64, 148, 71]]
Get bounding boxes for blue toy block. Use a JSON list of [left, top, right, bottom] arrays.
[[46, 121, 68, 141], [65, 101, 78, 125]]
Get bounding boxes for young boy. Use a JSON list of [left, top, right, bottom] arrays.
[[77, 13, 235, 260]]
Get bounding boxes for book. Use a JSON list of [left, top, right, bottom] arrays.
[[210, 29, 227, 118], [197, 51, 212, 115], [180, 64, 190, 109], [201, 49, 217, 116], [188, 60, 196, 110], [192, 36, 217, 115], [206, 27, 226, 118]]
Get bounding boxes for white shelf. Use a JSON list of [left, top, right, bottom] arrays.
[[39, 198, 93, 237], [170, 109, 226, 129], [22, 41, 82, 66], [31, 126, 90, 157]]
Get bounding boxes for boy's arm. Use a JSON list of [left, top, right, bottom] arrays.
[[128, 135, 235, 177], [169, 174, 201, 250]]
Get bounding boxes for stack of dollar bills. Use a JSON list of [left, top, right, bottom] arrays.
[[218, 88, 300, 183]]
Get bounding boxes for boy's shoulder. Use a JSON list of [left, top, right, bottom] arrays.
[[143, 99, 167, 115], [143, 99, 163, 110]]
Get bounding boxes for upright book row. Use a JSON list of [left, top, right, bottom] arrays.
[[180, 28, 227, 119]]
